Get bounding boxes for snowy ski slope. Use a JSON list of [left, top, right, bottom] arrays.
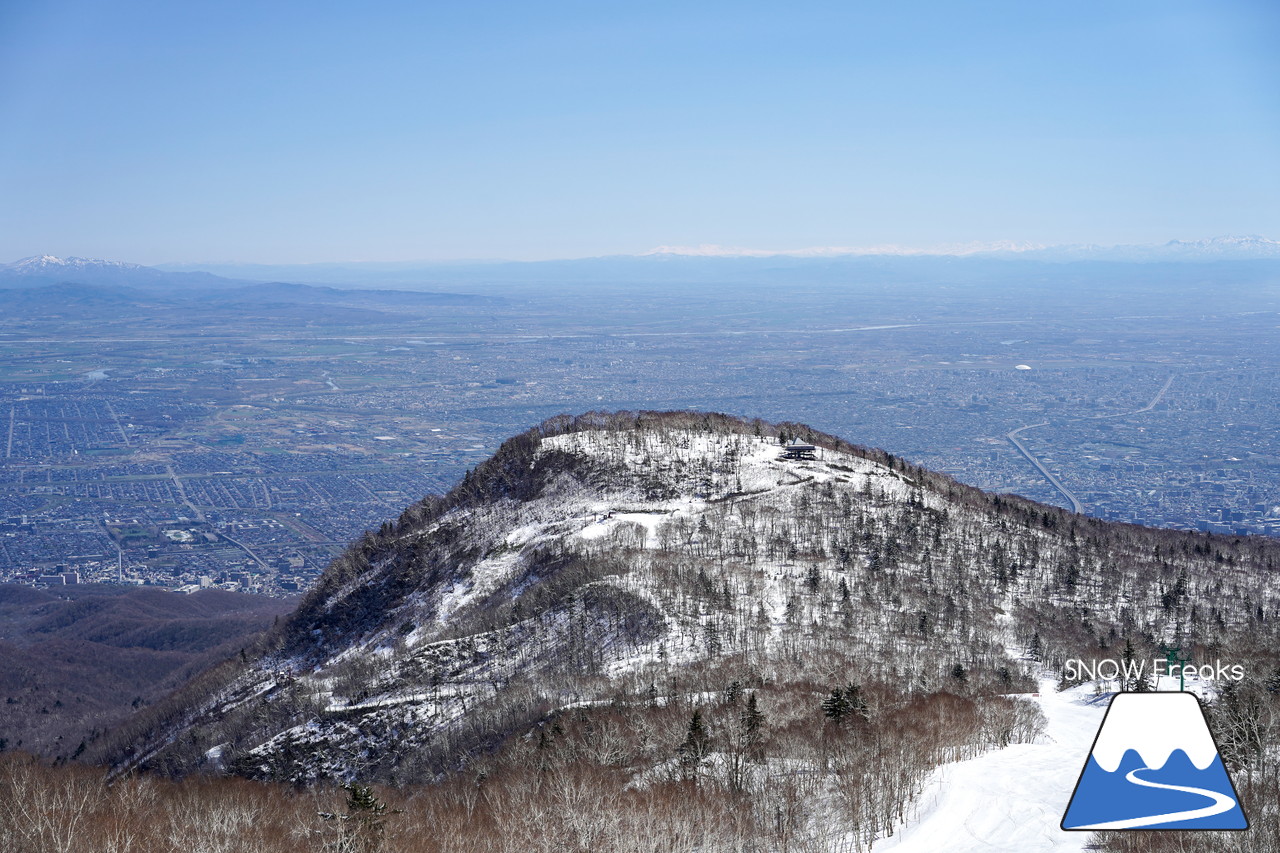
[[873, 679, 1108, 853]]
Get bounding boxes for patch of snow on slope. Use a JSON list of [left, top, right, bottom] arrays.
[[542, 428, 927, 509], [872, 679, 1108, 853]]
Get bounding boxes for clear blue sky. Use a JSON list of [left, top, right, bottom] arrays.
[[1, 0, 1277, 263]]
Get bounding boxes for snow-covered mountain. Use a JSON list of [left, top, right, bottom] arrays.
[[10, 236, 1279, 294], [5, 254, 146, 273], [0, 254, 241, 290], [1016, 235, 1280, 262], [1157, 235, 1280, 258], [638, 236, 1280, 262], [637, 240, 1047, 258], [146, 237, 1280, 293], [100, 412, 1280, 850]]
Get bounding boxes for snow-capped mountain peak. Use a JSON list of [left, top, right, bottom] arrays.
[[639, 241, 1047, 258], [636, 236, 1280, 261], [1162, 235, 1280, 254], [6, 254, 144, 272]]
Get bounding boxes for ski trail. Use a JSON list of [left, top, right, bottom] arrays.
[[1068, 767, 1236, 830], [872, 680, 1105, 852]]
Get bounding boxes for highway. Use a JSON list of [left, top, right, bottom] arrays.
[[1004, 373, 1177, 516], [1005, 423, 1084, 514]]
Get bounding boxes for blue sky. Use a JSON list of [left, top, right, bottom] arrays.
[[1, 0, 1277, 263]]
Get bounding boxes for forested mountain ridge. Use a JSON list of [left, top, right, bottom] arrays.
[[89, 411, 1280, 850]]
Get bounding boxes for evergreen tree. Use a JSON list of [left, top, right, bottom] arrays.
[[678, 709, 711, 774], [320, 783, 393, 853], [821, 688, 849, 722], [741, 692, 766, 760], [1121, 638, 1144, 692], [822, 682, 868, 725]]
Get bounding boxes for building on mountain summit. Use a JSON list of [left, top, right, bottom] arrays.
[[782, 439, 817, 460]]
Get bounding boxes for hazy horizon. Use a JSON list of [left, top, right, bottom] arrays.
[[4, 232, 1280, 271]]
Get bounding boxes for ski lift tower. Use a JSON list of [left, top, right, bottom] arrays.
[[1161, 644, 1192, 691]]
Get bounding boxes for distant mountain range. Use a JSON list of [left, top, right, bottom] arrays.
[[5, 238, 1279, 295], [150, 236, 1280, 289], [639, 235, 1280, 261], [1003, 234, 1280, 262], [0, 257, 497, 312], [1, 255, 235, 290]]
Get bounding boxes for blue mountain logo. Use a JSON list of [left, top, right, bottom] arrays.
[[1062, 692, 1248, 831]]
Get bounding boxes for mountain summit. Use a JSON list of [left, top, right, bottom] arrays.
[[5, 254, 146, 272], [101, 412, 1280, 844], [0, 255, 238, 290]]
